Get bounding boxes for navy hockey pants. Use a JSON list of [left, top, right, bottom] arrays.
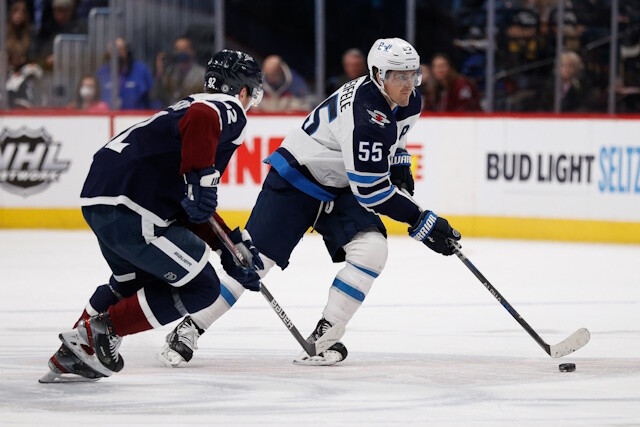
[[246, 168, 386, 269], [81, 204, 220, 326]]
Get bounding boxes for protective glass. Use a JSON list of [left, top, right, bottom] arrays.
[[384, 69, 422, 87]]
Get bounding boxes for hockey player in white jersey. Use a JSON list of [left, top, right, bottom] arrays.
[[158, 38, 461, 366]]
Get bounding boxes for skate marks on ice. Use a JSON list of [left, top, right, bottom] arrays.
[[2, 347, 640, 424]]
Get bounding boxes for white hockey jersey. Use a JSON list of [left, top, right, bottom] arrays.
[[265, 76, 422, 225]]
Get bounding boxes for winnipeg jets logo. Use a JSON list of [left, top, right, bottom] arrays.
[[367, 109, 390, 127]]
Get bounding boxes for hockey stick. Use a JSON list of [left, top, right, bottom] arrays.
[[207, 217, 344, 357], [398, 188, 590, 357], [448, 239, 590, 358]]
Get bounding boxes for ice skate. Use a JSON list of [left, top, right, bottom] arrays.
[[59, 313, 124, 377], [38, 344, 105, 383], [293, 318, 348, 366], [156, 316, 204, 367]]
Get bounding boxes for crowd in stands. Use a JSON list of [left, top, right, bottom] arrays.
[[2, 0, 639, 113]]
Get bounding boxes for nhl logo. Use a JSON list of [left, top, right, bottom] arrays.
[[0, 127, 71, 197]]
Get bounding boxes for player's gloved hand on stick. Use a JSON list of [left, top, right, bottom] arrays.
[[181, 166, 220, 223], [409, 210, 461, 256], [390, 148, 414, 196], [219, 228, 264, 292]]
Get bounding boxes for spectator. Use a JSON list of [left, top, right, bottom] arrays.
[[33, 0, 86, 71], [256, 55, 311, 112], [5, 45, 43, 109], [70, 75, 109, 111], [545, 2, 586, 54], [27, 0, 54, 37], [431, 53, 481, 111], [538, 50, 589, 111], [96, 37, 154, 110], [505, 5, 539, 68], [151, 36, 205, 108], [7, 0, 32, 56], [418, 63, 437, 111], [326, 48, 367, 95]]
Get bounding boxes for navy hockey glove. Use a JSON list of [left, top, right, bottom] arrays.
[[409, 210, 461, 256], [181, 167, 220, 224], [390, 148, 414, 196], [219, 228, 264, 292]]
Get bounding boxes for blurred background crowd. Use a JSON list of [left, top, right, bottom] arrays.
[[2, 0, 639, 113]]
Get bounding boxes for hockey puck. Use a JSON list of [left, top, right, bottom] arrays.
[[559, 363, 576, 372]]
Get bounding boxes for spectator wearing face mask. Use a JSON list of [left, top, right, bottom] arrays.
[[151, 36, 206, 108], [71, 75, 109, 111]]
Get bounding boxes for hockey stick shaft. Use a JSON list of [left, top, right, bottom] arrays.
[[397, 188, 568, 356], [448, 240, 551, 355], [207, 217, 319, 356]]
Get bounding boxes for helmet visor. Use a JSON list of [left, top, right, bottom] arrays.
[[384, 69, 422, 87], [250, 85, 264, 108]]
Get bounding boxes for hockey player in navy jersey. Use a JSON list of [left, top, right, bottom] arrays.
[[157, 37, 461, 367], [39, 50, 265, 383]]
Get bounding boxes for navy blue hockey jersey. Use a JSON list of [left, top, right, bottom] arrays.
[[267, 76, 422, 225], [81, 93, 247, 225]]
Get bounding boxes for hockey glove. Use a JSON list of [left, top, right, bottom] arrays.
[[390, 148, 414, 196], [409, 210, 461, 256], [219, 228, 264, 292], [181, 166, 220, 224]]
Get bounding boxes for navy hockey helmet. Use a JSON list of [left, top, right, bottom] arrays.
[[204, 50, 264, 109]]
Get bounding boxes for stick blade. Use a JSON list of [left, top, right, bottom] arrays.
[[550, 328, 590, 358], [313, 323, 346, 354]]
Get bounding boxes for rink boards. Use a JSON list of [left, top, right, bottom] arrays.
[[1, 111, 639, 243]]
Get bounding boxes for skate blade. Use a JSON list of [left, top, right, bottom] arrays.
[[293, 349, 343, 366], [59, 330, 114, 378], [155, 345, 186, 368], [38, 369, 100, 383]]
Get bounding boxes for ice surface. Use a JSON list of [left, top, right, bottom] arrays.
[[1, 230, 639, 425]]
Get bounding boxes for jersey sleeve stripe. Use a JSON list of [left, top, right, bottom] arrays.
[[354, 185, 396, 206], [346, 171, 389, 185], [356, 178, 391, 196]]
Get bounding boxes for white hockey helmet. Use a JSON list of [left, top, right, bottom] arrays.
[[367, 38, 421, 91]]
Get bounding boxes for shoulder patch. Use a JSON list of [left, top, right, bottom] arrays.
[[367, 109, 390, 127]]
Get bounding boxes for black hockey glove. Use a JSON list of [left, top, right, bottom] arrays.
[[181, 166, 220, 223], [390, 148, 414, 196], [219, 228, 264, 292], [408, 210, 461, 256]]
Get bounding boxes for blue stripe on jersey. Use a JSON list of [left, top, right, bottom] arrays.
[[266, 151, 335, 202], [347, 171, 389, 185], [355, 185, 395, 206], [332, 278, 366, 302], [219, 283, 237, 307], [349, 262, 379, 278]]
